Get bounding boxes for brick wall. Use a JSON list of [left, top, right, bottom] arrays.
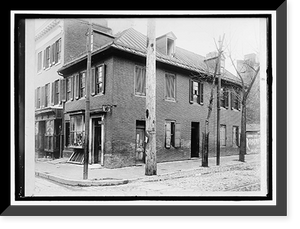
[[108, 55, 241, 167], [63, 52, 241, 168]]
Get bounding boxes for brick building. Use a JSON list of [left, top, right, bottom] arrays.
[[34, 19, 112, 159], [58, 28, 242, 168]]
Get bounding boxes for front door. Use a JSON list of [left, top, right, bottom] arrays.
[[191, 122, 200, 157], [93, 118, 102, 164]]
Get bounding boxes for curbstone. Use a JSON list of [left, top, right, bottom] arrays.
[[35, 171, 129, 187]]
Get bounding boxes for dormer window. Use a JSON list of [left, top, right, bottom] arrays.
[[156, 32, 177, 56], [167, 38, 175, 56]]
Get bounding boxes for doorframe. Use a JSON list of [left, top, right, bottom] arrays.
[[89, 115, 104, 165], [191, 122, 200, 157]]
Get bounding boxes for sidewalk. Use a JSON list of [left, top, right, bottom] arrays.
[[35, 153, 260, 187]]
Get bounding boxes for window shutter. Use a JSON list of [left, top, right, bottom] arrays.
[[41, 86, 45, 108], [54, 41, 58, 64], [200, 82, 204, 104], [51, 82, 55, 105], [91, 68, 95, 95], [197, 82, 201, 104], [43, 49, 46, 69], [225, 90, 229, 108], [102, 64, 106, 94], [35, 88, 37, 109], [231, 91, 234, 110], [70, 76, 74, 100], [189, 79, 193, 103], [174, 122, 181, 148], [60, 78, 66, 102], [75, 74, 79, 99], [165, 122, 171, 149], [50, 44, 54, 66]]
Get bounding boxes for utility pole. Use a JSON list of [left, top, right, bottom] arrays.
[[83, 21, 92, 180], [216, 36, 222, 166], [145, 19, 157, 176]]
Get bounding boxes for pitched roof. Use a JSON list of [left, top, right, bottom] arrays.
[[59, 27, 240, 85]]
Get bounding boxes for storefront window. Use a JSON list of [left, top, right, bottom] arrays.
[[45, 120, 54, 151], [70, 115, 85, 147]]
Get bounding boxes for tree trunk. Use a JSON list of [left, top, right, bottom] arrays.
[[239, 101, 247, 162]]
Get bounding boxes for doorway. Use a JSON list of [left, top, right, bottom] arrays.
[[191, 122, 200, 157], [135, 120, 146, 164], [93, 118, 102, 164]]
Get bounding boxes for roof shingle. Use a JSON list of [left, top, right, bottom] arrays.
[[59, 27, 241, 85]]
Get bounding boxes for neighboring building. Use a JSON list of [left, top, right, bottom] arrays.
[[34, 18, 113, 159], [58, 28, 243, 168], [237, 53, 260, 124]]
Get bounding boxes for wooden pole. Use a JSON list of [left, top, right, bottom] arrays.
[[145, 19, 157, 176], [216, 36, 222, 166], [83, 21, 92, 180]]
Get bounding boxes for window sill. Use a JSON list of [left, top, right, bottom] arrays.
[[190, 102, 204, 106], [134, 94, 146, 98], [165, 98, 176, 103], [92, 93, 105, 98]]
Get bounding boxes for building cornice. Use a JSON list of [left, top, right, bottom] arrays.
[[35, 19, 61, 42]]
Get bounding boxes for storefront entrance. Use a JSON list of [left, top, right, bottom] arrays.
[[92, 117, 103, 165]]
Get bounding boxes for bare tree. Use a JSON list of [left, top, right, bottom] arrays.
[[229, 56, 260, 162], [200, 35, 225, 167]]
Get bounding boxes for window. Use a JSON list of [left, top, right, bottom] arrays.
[[165, 73, 176, 100], [134, 66, 146, 96], [189, 80, 203, 104], [54, 80, 59, 105], [55, 38, 61, 64], [45, 120, 54, 151], [220, 87, 229, 108], [165, 121, 181, 148], [167, 38, 175, 56], [232, 126, 239, 147], [37, 51, 42, 72], [96, 65, 105, 95], [231, 89, 241, 110], [220, 124, 226, 147], [70, 115, 85, 147], [79, 72, 86, 98]]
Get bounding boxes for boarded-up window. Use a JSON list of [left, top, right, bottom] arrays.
[[220, 124, 226, 146], [134, 65, 146, 96], [165, 73, 175, 100]]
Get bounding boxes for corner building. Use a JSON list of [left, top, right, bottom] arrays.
[[58, 28, 242, 168]]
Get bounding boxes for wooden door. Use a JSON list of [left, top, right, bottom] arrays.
[[93, 118, 102, 164]]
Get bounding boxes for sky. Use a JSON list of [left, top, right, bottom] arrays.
[[35, 17, 264, 75], [107, 18, 263, 75]]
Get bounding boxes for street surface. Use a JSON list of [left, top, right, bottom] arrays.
[[33, 161, 261, 196]]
